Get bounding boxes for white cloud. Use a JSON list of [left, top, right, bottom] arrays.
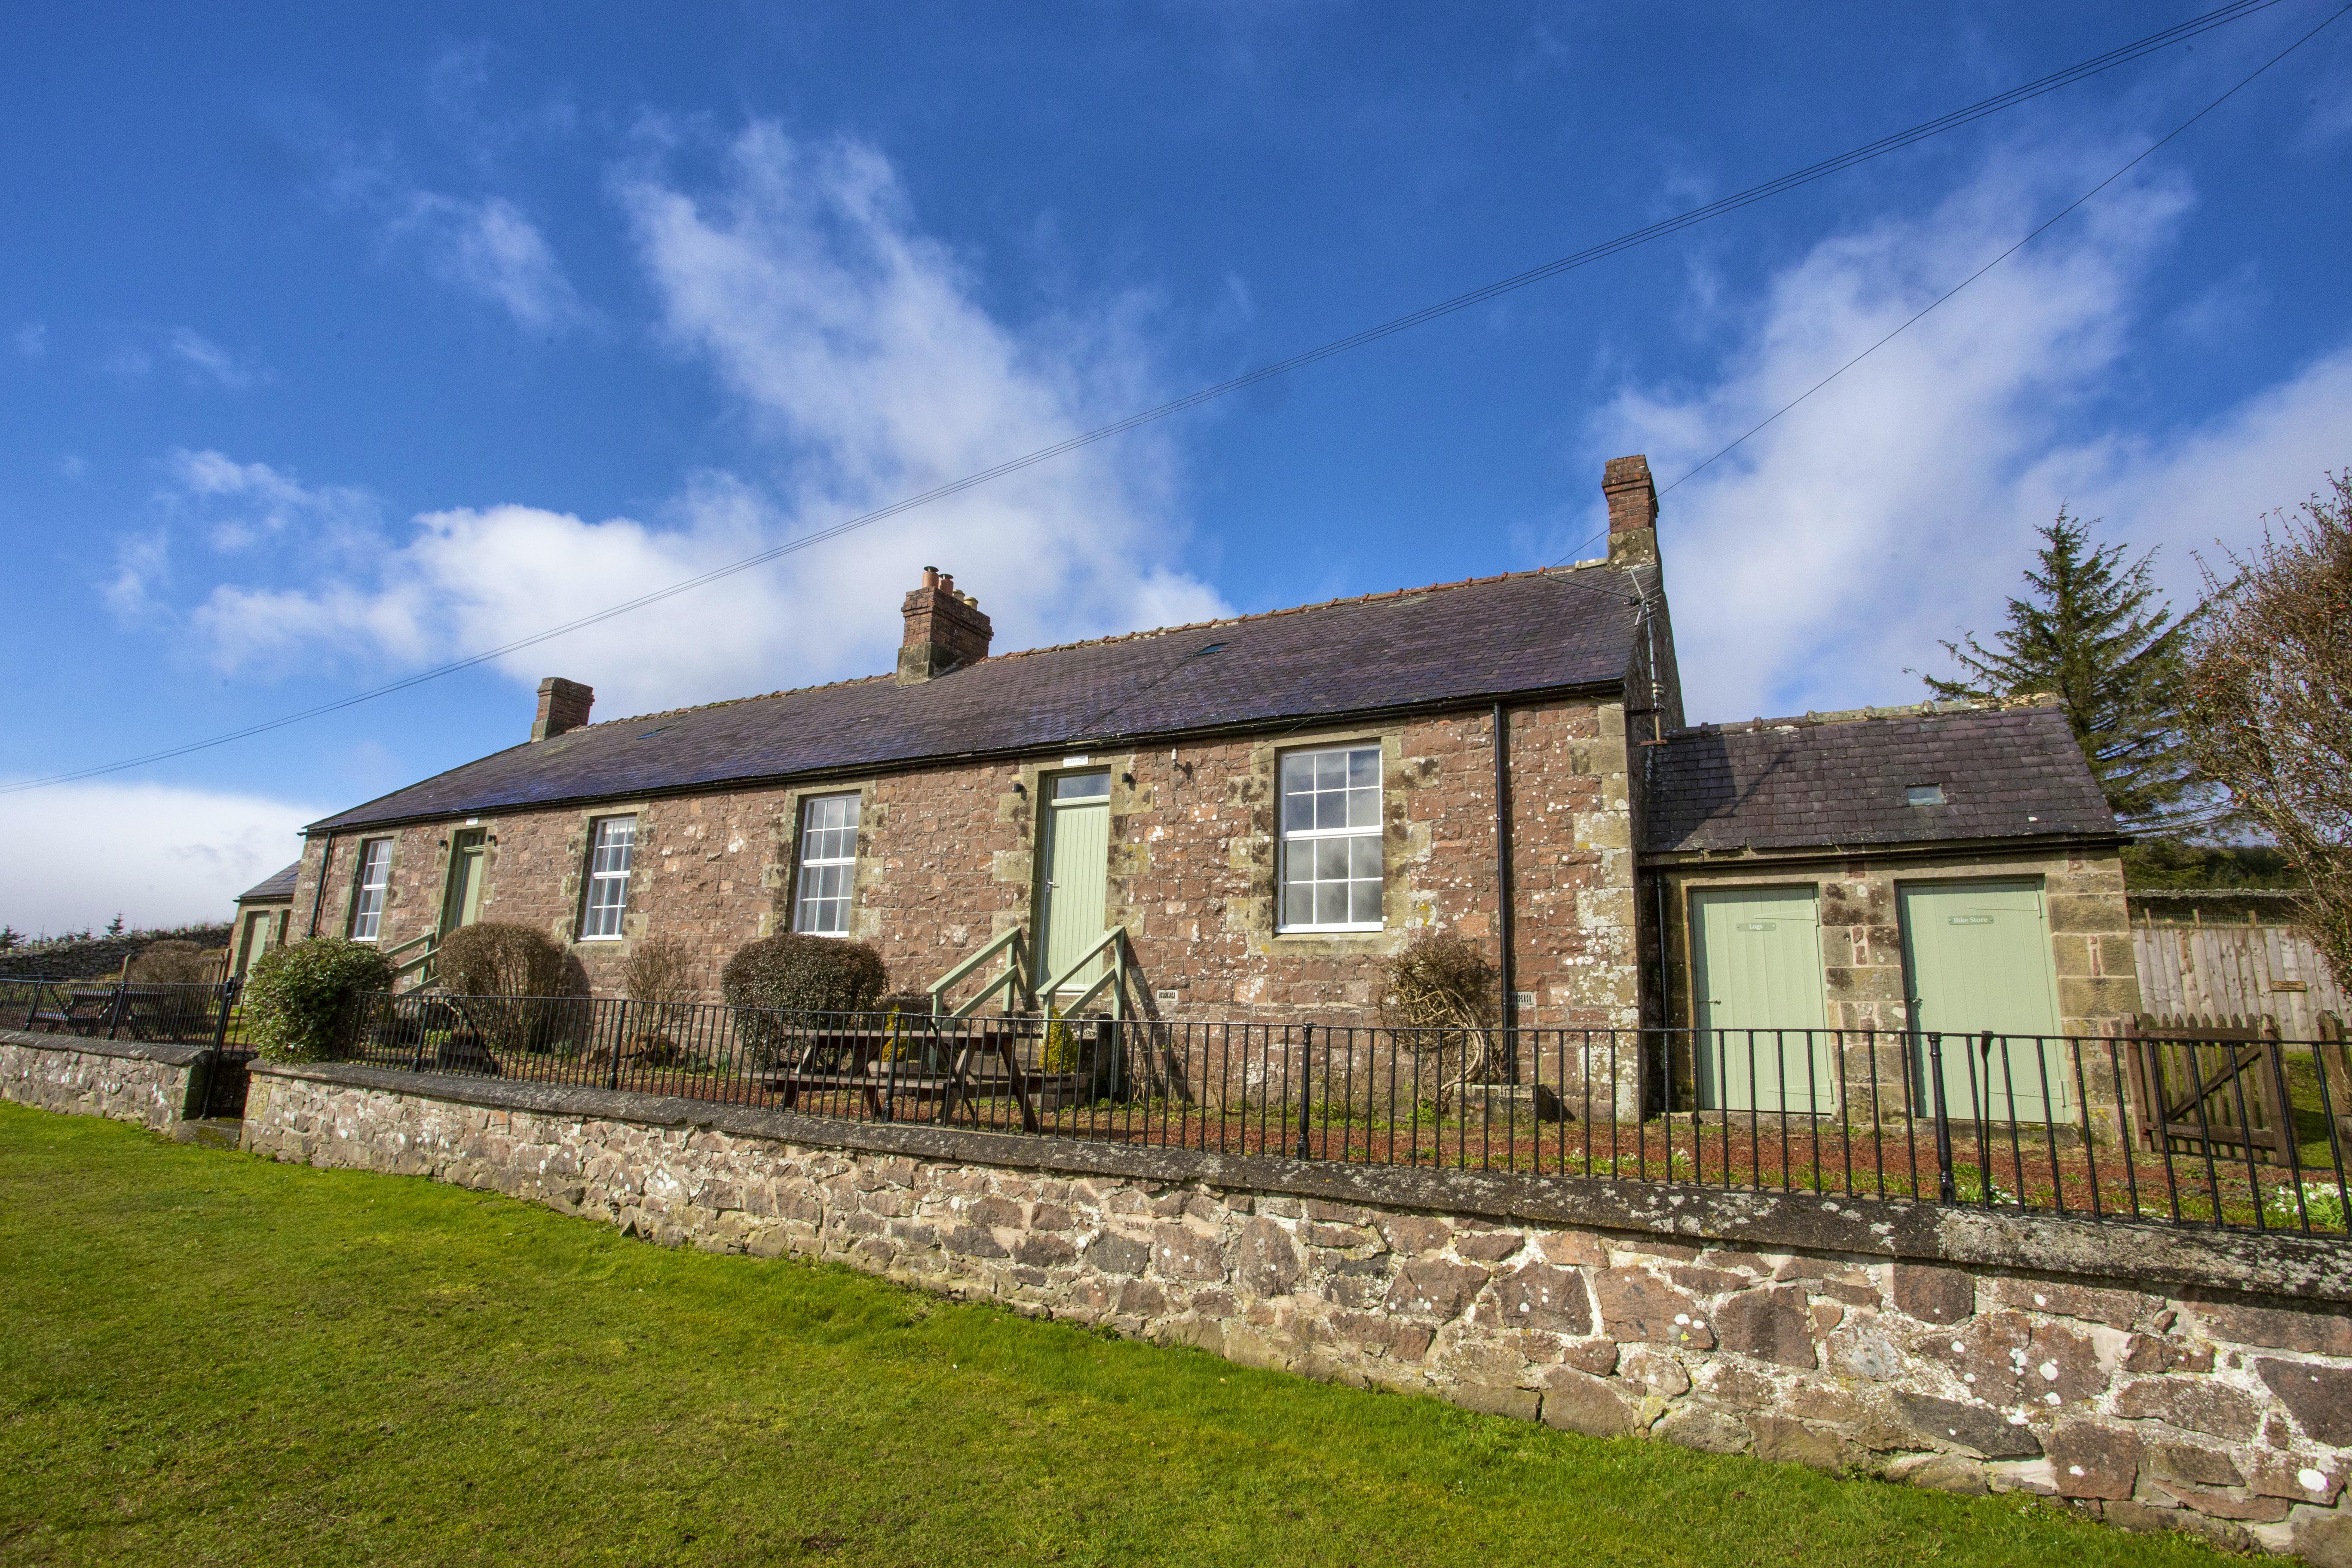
[[0, 780, 323, 936], [163, 447, 381, 558], [190, 125, 1228, 715], [398, 191, 585, 331], [2018, 344, 2352, 600], [1579, 145, 2297, 722], [168, 327, 267, 388], [101, 530, 169, 620]]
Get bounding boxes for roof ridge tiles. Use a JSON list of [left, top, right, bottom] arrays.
[[984, 561, 1614, 662], [1659, 692, 2061, 741], [582, 563, 1616, 729], [589, 672, 898, 732]]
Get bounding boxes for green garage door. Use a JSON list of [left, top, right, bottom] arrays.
[[1690, 886, 1835, 1113], [1899, 879, 2067, 1124]]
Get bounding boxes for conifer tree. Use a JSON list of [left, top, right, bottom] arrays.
[[1924, 509, 2215, 832]]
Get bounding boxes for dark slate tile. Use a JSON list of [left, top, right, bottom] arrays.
[[314, 567, 1643, 830]]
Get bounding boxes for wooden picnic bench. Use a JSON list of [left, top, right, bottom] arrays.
[[765, 1021, 1047, 1132], [28, 985, 119, 1036], [27, 984, 217, 1043]]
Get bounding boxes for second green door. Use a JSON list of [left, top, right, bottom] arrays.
[[1899, 879, 2067, 1123]]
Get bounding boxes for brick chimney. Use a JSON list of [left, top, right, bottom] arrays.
[[532, 677, 594, 741], [897, 566, 994, 683], [1603, 454, 1660, 570]]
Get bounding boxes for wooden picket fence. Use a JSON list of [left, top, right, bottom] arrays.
[[2132, 920, 2342, 1037]]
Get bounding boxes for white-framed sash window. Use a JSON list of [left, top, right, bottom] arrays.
[[1278, 744, 1383, 931], [580, 816, 636, 939], [348, 838, 393, 941], [793, 794, 860, 936]]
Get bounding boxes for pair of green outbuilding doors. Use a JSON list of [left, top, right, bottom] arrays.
[[1689, 880, 2067, 1120]]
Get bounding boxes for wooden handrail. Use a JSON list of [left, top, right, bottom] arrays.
[[1040, 926, 1127, 1023], [930, 927, 1033, 1018], [384, 931, 439, 988]]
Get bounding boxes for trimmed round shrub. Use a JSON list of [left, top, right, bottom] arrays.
[[245, 938, 393, 1063], [128, 939, 220, 985], [722, 934, 888, 1062], [435, 921, 568, 998]]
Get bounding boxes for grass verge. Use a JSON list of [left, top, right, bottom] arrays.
[[0, 1101, 2243, 1567]]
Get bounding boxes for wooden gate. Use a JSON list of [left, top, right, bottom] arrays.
[[2123, 1014, 2293, 1164]]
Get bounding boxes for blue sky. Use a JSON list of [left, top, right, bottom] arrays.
[[5, 3, 2349, 933]]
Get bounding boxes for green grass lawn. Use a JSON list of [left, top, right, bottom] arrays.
[[0, 1103, 2245, 1568]]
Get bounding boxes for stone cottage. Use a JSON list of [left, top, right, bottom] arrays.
[[230, 862, 298, 980], [285, 455, 2137, 1052]]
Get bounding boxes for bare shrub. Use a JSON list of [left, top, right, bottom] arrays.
[[1380, 927, 1501, 1107], [435, 922, 574, 1059], [619, 934, 701, 1067], [622, 934, 698, 1004], [127, 940, 217, 985], [2184, 470, 2352, 994]]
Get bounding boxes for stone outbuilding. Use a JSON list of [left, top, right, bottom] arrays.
[[1640, 701, 2140, 1117], [229, 862, 298, 980]]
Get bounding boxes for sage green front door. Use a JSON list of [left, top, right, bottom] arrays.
[[1690, 885, 1835, 1112], [1899, 879, 2067, 1123], [1037, 773, 1111, 993], [442, 829, 487, 936], [235, 909, 274, 979]]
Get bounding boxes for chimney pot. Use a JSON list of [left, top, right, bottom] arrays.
[[532, 677, 595, 741], [897, 567, 994, 683]]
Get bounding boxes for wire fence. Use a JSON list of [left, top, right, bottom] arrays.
[[284, 990, 2352, 1241]]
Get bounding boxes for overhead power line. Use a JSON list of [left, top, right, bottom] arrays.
[[1, 0, 2306, 796], [1648, 0, 2351, 506], [1538, 0, 2352, 600]]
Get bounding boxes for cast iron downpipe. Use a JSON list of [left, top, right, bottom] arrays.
[[305, 834, 334, 938], [1493, 702, 1516, 1045]]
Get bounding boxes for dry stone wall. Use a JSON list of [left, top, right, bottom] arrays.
[[0, 1032, 205, 1133], [245, 1061, 2352, 1562]]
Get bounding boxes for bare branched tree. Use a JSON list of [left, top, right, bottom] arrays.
[[2182, 471, 2352, 993]]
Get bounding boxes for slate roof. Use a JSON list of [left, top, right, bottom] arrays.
[[237, 862, 301, 902], [1642, 699, 2117, 855], [311, 566, 1646, 832]]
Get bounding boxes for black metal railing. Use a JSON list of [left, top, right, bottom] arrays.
[[308, 992, 2352, 1241], [6, 977, 254, 1116]]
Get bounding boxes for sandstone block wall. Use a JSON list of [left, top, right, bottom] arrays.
[[0, 1032, 205, 1133], [286, 697, 1642, 1030], [244, 1062, 2352, 1562], [1651, 842, 2141, 1096]]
